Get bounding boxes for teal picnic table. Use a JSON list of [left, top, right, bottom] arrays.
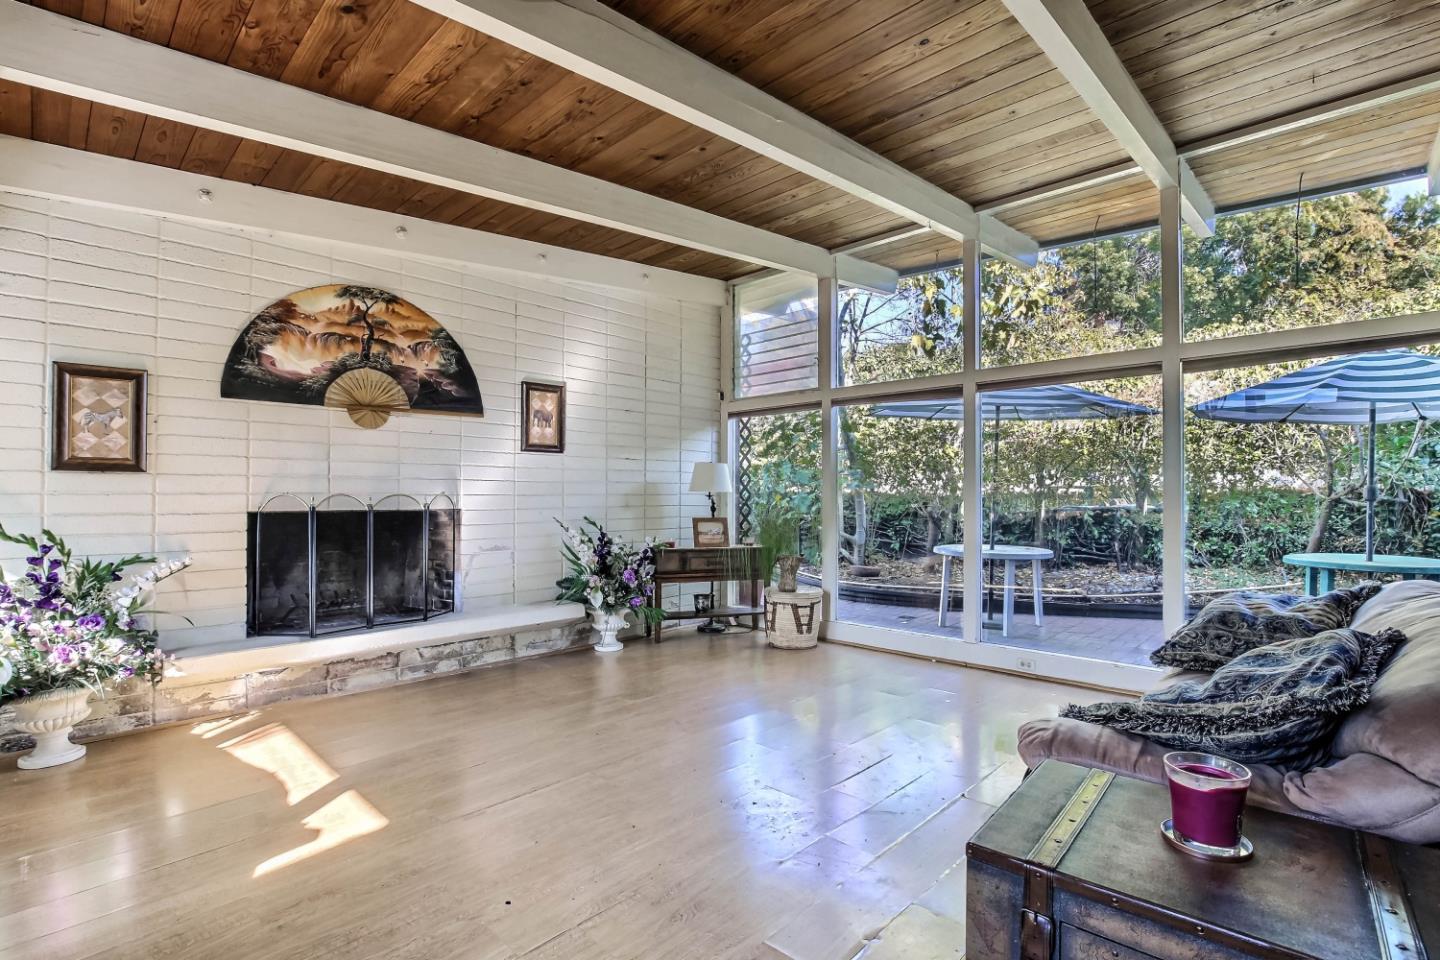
[[1283, 551, 1440, 594]]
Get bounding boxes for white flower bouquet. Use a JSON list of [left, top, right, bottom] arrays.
[[0, 526, 190, 704], [555, 517, 664, 625]]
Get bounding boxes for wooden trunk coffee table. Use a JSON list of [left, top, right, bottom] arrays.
[[967, 760, 1439, 959]]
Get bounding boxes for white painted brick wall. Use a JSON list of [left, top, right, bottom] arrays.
[[0, 193, 722, 650]]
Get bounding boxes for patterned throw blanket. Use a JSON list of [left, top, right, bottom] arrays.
[[1150, 584, 1381, 672], [1064, 626, 1407, 770]]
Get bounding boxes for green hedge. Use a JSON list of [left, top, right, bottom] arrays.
[[843, 490, 1318, 572]]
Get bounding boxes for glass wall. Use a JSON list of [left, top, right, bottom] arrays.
[[1184, 346, 1440, 606], [734, 410, 821, 577], [735, 274, 819, 398], [1184, 177, 1440, 342], [981, 228, 1161, 368], [725, 170, 1440, 685], [831, 399, 965, 635], [839, 268, 966, 386], [978, 376, 1164, 667]]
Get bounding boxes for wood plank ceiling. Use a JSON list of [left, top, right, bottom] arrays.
[[0, 0, 1437, 280]]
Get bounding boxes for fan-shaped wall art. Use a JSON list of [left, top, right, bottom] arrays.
[[220, 284, 483, 428]]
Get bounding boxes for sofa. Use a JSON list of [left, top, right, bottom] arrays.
[[1018, 578, 1440, 843]]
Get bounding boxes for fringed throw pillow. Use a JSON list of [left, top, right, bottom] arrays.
[[1063, 626, 1407, 770], [1150, 583, 1381, 672]]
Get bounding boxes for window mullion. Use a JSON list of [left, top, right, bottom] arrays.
[[1160, 184, 1188, 636], [961, 237, 984, 645]]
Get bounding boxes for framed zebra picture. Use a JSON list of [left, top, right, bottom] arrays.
[[51, 362, 148, 472], [521, 381, 565, 453]]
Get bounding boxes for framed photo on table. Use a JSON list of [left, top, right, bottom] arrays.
[[692, 516, 730, 548], [51, 362, 147, 472], [521, 381, 565, 453]]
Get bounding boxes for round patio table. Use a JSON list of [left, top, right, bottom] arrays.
[[934, 543, 1054, 636], [1283, 552, 1440, 595]]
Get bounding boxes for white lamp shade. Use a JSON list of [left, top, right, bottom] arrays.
[[688, 461, 732, 494]]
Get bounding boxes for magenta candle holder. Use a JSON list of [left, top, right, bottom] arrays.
[[1161, 751, 1254, 862]]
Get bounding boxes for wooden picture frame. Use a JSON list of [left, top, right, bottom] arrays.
[[51, 362, 148, 472], [521, 381, 565, 453], [692, 516, 730, 548]]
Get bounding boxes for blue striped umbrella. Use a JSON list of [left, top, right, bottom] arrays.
[[872, 384, 1156, 422], [1191, 350, 1440, 560]]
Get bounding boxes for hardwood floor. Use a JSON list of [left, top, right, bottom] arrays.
[[0, 631, 1110, 960]]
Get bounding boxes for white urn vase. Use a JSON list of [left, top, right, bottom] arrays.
[[10, 686, 92, 769], [590, 609, 629, 653]]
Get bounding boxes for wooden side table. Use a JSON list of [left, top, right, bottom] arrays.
[[765, 588, 821, 649], [648, 546, 763, 642]]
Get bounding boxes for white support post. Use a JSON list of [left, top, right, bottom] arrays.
[[719, 284, 736, 609], [1429, 127, 1440, 197], [961, 237, 985, 645], [1159, 184, 1188, 637], [818, 276, 841, 627]]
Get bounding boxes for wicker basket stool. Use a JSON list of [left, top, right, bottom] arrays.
[[765, 588, 822, 649]]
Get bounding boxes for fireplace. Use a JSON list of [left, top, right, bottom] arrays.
[[247, 493, 457, 638]]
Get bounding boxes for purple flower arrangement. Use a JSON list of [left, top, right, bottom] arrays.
[[0, 525, 191, 704], [555, 517, 664, 626]]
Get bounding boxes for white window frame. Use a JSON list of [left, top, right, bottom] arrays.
[[724, 187, 1440, 692]]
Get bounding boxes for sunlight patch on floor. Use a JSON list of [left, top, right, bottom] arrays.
[[210, 720, 391, 877], [221, 723, 339, 806], [252, 790, 389, 878]]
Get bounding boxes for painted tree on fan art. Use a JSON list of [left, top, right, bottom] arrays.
[[220, 283, 483, 416], [338, 285, 401, 363]]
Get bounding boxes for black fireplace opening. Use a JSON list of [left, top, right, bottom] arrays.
[[247, 494, 458, 638]]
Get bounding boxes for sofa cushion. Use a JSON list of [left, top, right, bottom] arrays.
[[1150, 584, 1380, 672], [1061, 626, 1406, 769], [1334, 579, 1440, 785]]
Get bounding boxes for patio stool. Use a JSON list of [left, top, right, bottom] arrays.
[[765, 588, 822, 649]]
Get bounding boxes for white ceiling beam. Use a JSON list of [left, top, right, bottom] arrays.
[[0, 136, 730, 305], [832, 225, 931, 257], [976, 160, 1139, 217], [970, 71, 1440, 221], [1000, 0, 1214, 237], [824, 70, 1440, 255], [833, 254, 899, 295], [403, 0, 1038, 267], [0, 1, 891, 280], [1182, 70, 1440, 161], [980, 71, 1440, 213]]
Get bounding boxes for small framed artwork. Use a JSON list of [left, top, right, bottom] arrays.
[[692, 516, 730, 548], [521, 381, 565, 453], [52, 362, 147, 472]]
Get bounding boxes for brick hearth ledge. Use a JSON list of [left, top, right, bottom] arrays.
[[0, 602, 590, 752]]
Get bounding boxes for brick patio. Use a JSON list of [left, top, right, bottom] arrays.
[[836, 597, 1164, 667]]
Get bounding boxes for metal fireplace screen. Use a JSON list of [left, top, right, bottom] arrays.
[[247, 493, 458, 638]]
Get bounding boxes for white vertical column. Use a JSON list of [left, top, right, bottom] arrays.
[[960, 237, 985, 645], [1160, 184, 1188, 636], [718, 284, 735, 525], [818, 275, 840, 626]]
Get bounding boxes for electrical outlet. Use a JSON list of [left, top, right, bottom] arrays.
[[1015, 657, 1038, 672]]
